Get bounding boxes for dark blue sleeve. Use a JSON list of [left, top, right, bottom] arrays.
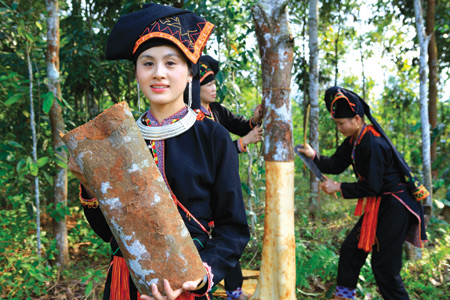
[[211, 102, 253, 137], [313, 138, 353, 174]]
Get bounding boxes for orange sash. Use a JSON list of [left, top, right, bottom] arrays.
[[354, 196, 381, 253]]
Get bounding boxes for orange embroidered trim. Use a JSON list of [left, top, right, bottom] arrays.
[[133, 21, 214, 64], [200, 70, 214, 83], [196, 110, 206, 121], [366, 125, 380, 137], [411, 184, 430, 201], [330, 92, 356, 118]]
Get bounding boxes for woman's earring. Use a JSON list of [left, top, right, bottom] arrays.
[[188, 77, 192, 108], [137, 81, 141, 112]]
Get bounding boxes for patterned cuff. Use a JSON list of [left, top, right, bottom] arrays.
[[79, 184, 98, 208], [334, 285, 356, 300], [189, 262, 214, 297], [238, 138, 247, 153]]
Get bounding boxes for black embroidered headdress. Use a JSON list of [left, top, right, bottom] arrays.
[[105, 3, 214, 109], [324, 86, 430, 201], [199, 55, 219, 86]]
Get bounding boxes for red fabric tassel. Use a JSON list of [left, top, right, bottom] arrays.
[[356, 196, 381, 253], [354, 198, 364, 216], [110, 256, 130, 300], [109, 256, 194, 300]]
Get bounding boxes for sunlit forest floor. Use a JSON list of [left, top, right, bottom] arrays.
[[2, 176, 449, 299]]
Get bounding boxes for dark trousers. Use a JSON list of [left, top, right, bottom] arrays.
[[337, 195, 413, 300], [224, 260, 244, 291]]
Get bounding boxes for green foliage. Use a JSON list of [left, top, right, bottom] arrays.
[[1, 0, 449, 298]]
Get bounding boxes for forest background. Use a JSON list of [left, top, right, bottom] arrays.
[[0, 0, 449, 299]]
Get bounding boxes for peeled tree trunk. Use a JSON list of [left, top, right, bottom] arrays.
[[414, 0, 433, 215], [251, 1, 296, 299], [61, 102, 205, 295], [46, 0, 69, 267]]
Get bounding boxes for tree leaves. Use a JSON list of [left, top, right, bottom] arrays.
[[42, 91, 54, 114]]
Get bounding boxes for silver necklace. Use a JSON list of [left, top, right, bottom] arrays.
[[136, 107, 197, 140]]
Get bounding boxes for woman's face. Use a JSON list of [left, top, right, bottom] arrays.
[[334, 116, 359, 137], [135, 45, 190, 112], [200, 80, 217, 107]]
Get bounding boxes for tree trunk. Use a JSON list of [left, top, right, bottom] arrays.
[[251, 1, 295, 299], [62, 102, 205, 295], [27, 47, 41, 257], [46, 0, 69, 268], [426, 0, 438, 178], [309, 0, 320, 217], [413, 0, 433, 218]]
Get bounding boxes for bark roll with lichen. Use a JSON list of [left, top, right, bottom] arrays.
[[61, 101, 205, 295]]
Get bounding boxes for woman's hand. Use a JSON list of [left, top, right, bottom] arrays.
[[241, 126, 263, 147], [296, 144, 315, 159], [319, 175, 341, 195], [140, 277, 203, 300], [252, 104, 262, 124]]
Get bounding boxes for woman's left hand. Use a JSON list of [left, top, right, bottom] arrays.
[[140, 278, 203, 300], [252, 104, 262, 124], [319, 175, 341, 195]]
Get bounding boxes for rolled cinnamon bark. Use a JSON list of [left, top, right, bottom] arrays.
[[62, 102, 205, 295]]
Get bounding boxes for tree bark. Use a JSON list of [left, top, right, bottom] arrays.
[[46, 0, 69, 268], [426, 0, 438, 177], [309, 0, 320, 217], [62, 102, 205, 295], [413, 0, 433, 217], [251, 1, 296, 299]]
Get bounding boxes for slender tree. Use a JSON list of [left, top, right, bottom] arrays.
[[46, 0, 69, 267], [308, 0, 320, 216], [426, 0, 438, 177], [27, 45, 41, 257], [251, 0, 296, 299], [413, 0, 433, 214]]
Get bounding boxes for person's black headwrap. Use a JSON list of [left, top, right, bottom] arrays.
[[199, 55, 219, 86], [324, 86, 430, 201], [105, 3, 215, 109]]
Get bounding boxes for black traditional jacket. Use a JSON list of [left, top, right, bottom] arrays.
[[313, 125, 427, 246], [82, 107, 250, 298], [203, 102, 257, 153]]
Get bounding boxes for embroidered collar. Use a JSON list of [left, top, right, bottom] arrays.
[[200, 105, 214, 121]]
